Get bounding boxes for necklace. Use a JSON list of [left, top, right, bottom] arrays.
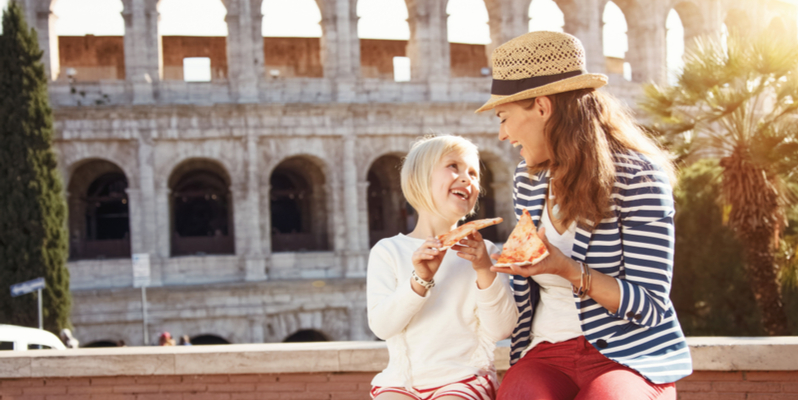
[[549, 183, 562, 221]]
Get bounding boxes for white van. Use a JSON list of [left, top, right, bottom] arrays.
[[0, 324, 67, 351]]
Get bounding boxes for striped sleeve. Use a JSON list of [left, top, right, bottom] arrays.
[[612, 166, 675, 328]]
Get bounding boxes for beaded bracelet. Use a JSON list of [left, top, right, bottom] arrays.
[[411, 270, 435, 290]]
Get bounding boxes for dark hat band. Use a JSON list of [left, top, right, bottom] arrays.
[[490, 69, 586, 96]]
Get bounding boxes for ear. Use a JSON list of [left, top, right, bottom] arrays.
[[535, 96, 553, 120]]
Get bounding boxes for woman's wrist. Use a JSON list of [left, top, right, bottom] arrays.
[[561, 258, 582, 286]]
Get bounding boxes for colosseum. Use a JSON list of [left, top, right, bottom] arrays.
[[14, 0, 795, 346]]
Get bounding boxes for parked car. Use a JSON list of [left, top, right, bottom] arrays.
[[0, 324, 67, 351]]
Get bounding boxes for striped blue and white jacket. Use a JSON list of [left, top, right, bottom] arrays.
[[509, 150, 692, 384]]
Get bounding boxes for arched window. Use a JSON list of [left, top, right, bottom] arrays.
[[53, 0, 124, 35], [283, 329, 329, 342], [357, 0, 409, 80], [463, 161, 498, 243], [528, 0, 564, 32], [724, 9, 750, 35], [68, 160, 130, 260], [367, 155, 413, 247], [270, 157, 330, 252], [262, 0, 323, 78], [447, 0, 491, 77], [83, 340, 119, 348], [190, 334, 230, 345], [159, 0, 228, 81], [666, 9, 684, 86], [602, 1, 630, 80], [169, 161, 234, 256], [52, 0, 125, 81]]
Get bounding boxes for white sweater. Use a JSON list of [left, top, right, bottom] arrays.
[[367, 234, 518, 389]]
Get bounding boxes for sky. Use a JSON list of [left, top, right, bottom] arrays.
[[0, 0, 701, 80]]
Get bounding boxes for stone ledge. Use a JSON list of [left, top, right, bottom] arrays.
[[0, 337, 795, 379]]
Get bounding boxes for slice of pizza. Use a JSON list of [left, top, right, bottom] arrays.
[[495, 209, 549, 267], [437, 217, 503, 250]]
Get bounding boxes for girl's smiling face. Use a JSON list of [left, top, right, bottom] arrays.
[[430, 150, 481, 222]]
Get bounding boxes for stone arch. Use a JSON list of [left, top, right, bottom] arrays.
[[367, 153, 411, 246], [265, 308, 348, 342], [765, 15, 795, 38], [668, 0, 704, 40], [471, 147, 515, 242], [528, 0, 565, 33], [268, 155, 331, 252], [190, 334, 231, 345], [356, 0, 410, 79], [724, 8, 750, 35], [604, 0, 658, 82], [358, 137, 412, 176], [447, 0, 492, 78], [261, 0, 324, 78], [67, 159, 131, 260], [283, 329, 330, 342], [61, 145, 138, 190], [156, 148, 240, 190], [158, 0, 229, 81], [83, 340, 119, 348], [168, 158, 235, 256], [601, 0, 631, 80], [52, 0, 125, 81]]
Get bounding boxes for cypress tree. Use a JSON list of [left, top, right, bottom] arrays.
[[0, 1, 72, 332]]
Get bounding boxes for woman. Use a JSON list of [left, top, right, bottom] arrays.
[[476, 31, 692, 399]]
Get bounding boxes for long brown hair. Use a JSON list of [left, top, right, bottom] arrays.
[[525, 89, 676, 227]]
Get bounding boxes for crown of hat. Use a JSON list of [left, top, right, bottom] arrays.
[[491, 31, 587, 81]]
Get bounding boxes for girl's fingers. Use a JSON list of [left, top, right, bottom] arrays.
[[490, 254, 501, 261], [424, 248, 440, 256], [457, 252, 476, 261]]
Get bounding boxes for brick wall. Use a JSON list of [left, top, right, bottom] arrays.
[[58, 36, 125, 81], [1, 371, 796, 400], [57, 36, 488, 82], [0, 373, 373, 400], [676, 371, 798, 400]]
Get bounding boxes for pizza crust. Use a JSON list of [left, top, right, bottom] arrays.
[[494, 249, 549, 268], [436, 217, 504, 251], [494, 209, 549, 267]]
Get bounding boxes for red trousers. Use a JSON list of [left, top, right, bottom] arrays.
[[497, 337, 676, 400]]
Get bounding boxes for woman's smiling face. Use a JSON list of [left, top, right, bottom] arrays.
[[430, 150, 480, 221], [495, 97, 552, 166]]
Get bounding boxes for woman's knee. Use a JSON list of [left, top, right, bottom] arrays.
[[497, 362, 577, 400], [574, 370, 676, 400]]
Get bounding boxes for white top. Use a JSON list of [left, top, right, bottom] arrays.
[[521, 200, 582, 358], [367, 234, 518, 389]]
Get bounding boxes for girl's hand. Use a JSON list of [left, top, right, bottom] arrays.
[[411, 236, 446, 282], [490, 225, 578, 280], [452, 230, 493, 271], [453, 230, 497, 289]]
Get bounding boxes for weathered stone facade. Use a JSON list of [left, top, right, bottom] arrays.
[[16, 0, 795, 346]]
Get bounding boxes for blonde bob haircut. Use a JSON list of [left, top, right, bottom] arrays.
[[400, 135, 481, 219]]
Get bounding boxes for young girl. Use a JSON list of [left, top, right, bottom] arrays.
[[367, 135, 518, 400]]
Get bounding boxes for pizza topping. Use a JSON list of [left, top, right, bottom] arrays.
[[436, 217, 504, 249], [495, 209, 549, 267]]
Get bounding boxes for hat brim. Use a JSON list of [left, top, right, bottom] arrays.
[[475, 73, 608, 113]]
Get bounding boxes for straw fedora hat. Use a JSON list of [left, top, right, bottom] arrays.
[[475, 31, 608, 113]]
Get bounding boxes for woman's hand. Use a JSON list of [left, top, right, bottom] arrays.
[[490, 225, 580, 281], [490, 224, 621, 313], [411, 237, 446, 294], [452, 230, 496, 289]]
